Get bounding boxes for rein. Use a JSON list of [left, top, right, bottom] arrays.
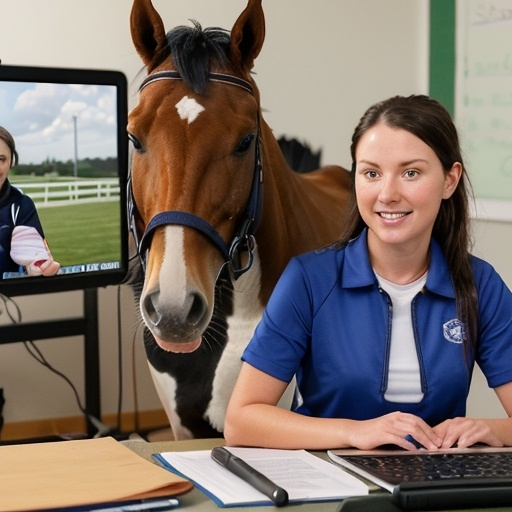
[[128, 70, 263, 280]]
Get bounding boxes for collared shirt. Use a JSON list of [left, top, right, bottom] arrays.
[[242, 229, 512, 426]]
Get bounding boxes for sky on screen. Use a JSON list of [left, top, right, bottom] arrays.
[[0, 81, 117, 164]]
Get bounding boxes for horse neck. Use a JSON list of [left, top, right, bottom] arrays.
[[254, 121, 329, 299]]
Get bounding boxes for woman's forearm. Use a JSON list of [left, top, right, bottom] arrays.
[[224, 403, 356, 450]]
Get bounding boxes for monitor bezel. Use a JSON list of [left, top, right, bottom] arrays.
[[0, 64, 129, 296]]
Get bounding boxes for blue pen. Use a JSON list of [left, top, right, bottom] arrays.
[[92, 498, 180, 512], [405, 434, 425, 449]]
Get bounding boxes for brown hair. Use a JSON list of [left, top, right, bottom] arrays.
[[0, 126, 18, 168], [339, 95, 478, 353]]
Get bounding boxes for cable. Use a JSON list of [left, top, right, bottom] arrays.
[[116, 285, 123, 432], [0, 293, 91, 418], [23, 339, 86, 416], [131, 321, 144, 433], [0, 292, 120, 438], [0, 292, 22, 325]]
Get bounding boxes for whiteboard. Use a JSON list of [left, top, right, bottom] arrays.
[[455, 0, 512, 221]]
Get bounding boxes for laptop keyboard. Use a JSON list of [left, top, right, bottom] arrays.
[[342, 452, 512, 485]]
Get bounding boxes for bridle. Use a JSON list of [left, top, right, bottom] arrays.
[[127, 70, 263, 280]]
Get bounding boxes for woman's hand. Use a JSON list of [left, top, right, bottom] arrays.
[[27, 257, 61, 276], [347, 411, 442, 451], [39, 257, 61, 276], [433, 417, 504, 449]]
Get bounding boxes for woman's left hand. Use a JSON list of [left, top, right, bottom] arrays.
[[433, 417, 503, 449]]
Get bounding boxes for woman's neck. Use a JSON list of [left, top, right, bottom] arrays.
[[367, 234, 430, 285]]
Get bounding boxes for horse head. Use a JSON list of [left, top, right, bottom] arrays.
[[128, 0, 266, 354]]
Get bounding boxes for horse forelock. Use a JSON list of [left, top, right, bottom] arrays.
[[150, 20, 232, 95]]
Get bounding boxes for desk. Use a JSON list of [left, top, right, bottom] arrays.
[[123, 438, 512, 512]]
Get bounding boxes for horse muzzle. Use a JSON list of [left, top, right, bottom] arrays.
[[141, 281, 209, 352]]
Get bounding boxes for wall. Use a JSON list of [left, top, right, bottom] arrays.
[[468, 219, 512, 418], [0, 0, 506, 433]]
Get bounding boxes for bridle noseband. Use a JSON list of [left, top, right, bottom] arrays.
[[128, 70, 263, 280]]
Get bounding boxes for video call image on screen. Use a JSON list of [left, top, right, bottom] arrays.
[[0, 66, 128, 295]]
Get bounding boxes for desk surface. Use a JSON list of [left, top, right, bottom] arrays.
[[123, 438, 512, 512]]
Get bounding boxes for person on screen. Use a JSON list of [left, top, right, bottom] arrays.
[[0, 126, 60, 278], [224, 95, 512, 451]]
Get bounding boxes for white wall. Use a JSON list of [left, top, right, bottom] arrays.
[[0, 0, 507, 429]]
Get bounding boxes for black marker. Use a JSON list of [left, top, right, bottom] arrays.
[[211, 446, 289, 507]]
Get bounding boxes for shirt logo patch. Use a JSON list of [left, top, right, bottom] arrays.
[[443, 319, 465, 344]]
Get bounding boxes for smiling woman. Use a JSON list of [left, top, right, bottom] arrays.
[[353, 123, 461, 284], [224, 94, 512, 453]]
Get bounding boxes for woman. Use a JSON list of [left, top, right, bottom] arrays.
[[224, 95, 512, 451], [0, 126, 60, 277]]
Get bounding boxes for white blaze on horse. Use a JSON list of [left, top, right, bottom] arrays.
[[128, 0, 352, 439]]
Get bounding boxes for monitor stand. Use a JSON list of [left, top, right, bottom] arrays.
[[0, 288, 100, 437]]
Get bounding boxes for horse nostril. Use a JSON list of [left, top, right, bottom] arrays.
[[142, 289, 208, 334], [188, 292, 207, 327], [143, 291, 162, 327]]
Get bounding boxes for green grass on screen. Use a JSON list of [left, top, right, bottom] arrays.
[[37, 202, 121, 267]]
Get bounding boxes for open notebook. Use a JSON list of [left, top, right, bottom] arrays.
[[329, 446, 512, 510]]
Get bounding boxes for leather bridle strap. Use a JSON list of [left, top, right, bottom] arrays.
[[139, 210, 230, 261], [139, 70, 254, 94]]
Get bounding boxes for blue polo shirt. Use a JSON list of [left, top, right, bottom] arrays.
[[242, 230, 512, 427]]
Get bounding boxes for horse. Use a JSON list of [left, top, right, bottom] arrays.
[[128, 0, 352, 439]]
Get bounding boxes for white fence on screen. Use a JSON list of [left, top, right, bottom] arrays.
[[15, 179, 120, 208]]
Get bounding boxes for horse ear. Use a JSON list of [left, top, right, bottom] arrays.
[[230, 0, 265, 73], [130, 0, 167, 68]]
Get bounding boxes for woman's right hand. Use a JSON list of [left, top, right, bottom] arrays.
[[346, 411, 442, 451]]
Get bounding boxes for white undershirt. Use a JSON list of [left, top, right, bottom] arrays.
[[376, 271, 427, 403]]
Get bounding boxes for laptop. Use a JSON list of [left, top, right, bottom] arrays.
[[328, 446, 512, 510]]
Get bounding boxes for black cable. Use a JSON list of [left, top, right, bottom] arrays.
[[116, 285, 123, 433], [0, 292, 117, 438], [0, 293, 89, 416], [131, 322, 143, 433], [0, 292, 22, 325], [23, 339, 87, 416]]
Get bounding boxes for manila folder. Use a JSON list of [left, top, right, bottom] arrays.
[[0, 436, 193, 511]]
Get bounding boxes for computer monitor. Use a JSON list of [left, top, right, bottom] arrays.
[[0, 64, 128, 296]]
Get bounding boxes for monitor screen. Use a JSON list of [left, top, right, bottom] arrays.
[[0, 64, 128, 296]]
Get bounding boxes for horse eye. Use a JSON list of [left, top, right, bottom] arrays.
[[128, 133, 143, 152], [235, 133, 255, 155]]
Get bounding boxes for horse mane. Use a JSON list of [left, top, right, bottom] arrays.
[[151, 20, 232, 94], [277, 136, 322, 173]]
